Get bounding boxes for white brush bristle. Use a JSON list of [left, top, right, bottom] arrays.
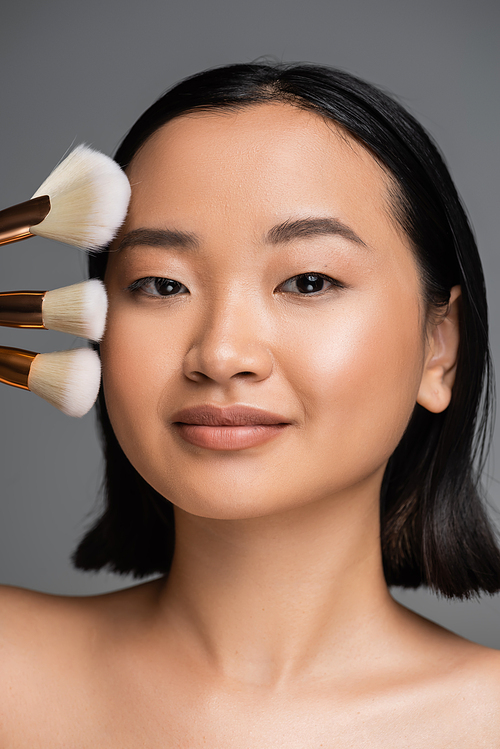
[[30, 144, 131, 250], [28, 348, 101, 417], [42, 279, 108, 341]]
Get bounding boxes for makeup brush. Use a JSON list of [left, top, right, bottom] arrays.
[[0, 144, 131, 250], [0, 279, 108, 342], [0, 346, 101, 417]]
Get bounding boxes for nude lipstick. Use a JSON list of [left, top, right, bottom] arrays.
[[171, 405, 292, 450]]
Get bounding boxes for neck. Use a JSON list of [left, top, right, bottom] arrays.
[[157, 470, 397, 687]]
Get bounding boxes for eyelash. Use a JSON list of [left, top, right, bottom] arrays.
[[126, 273, 344, 298]]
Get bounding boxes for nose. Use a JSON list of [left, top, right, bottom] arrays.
[[182, 292, 274, 386]]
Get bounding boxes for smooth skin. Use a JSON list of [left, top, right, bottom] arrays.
[[1, 104, 499, 747]]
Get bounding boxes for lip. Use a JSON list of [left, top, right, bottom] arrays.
[[171, 405, 293, 450], [171, 404, 292, 426]]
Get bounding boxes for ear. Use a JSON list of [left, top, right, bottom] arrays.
[[417, 285, 461, 414]]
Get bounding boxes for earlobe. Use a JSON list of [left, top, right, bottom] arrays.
[[416, 285, 461, 414]]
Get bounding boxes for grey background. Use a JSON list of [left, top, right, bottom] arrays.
[[1, 0, 499, 647]]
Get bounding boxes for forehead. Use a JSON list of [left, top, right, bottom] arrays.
[[125, 103, 405, 254]]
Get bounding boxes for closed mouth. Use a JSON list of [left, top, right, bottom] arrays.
[[171, 404, 292, 427]]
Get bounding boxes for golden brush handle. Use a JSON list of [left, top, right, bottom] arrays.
[[0, 291, 45, 328], [0, 345, 36, 389], [0, 195, 50, 246]]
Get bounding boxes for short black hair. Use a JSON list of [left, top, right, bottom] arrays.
[[74, 62, 500, 598]]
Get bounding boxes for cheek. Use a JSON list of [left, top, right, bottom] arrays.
[[100, 304, 172, 467], [281, 292, 424, 467]]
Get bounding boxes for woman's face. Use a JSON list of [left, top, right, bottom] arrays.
[[102, 103, 427, 519]]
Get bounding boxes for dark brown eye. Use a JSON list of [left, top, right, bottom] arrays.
[[151, 278, 184, 296], [127, 277, 188, 297], [280, 273, 339, 295], [296, 274, 325, 293]]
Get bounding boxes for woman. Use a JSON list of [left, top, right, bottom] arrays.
[[1, 63, 499, 745]]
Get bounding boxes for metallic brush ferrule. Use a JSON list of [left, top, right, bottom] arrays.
[[0, 291, 45, 328], [0, 345, 37, 390], [0, 195, 51, 246]]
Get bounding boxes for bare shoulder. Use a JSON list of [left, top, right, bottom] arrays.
[[0, 584, 84, 725], [451, 642, 500, 738], [0, 577, 163, 646], [460, 639, 500, 697], [0, 579, 162, 690], [394, 602, 500, 732], [0, 581, 95, 640], [0, 579, 164, 742], [0, 583, 72, 647]]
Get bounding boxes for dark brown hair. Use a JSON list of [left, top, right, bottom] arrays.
[[74, 62, 500, 599]]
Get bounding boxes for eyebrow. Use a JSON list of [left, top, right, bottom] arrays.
[[117, 228, 199, 253], [266, 217, 367, 247], [116, 216, 367, 253]]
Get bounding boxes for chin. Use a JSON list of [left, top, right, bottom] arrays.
[[143, 469, 307, 521], [160, 486, 294, 521]]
